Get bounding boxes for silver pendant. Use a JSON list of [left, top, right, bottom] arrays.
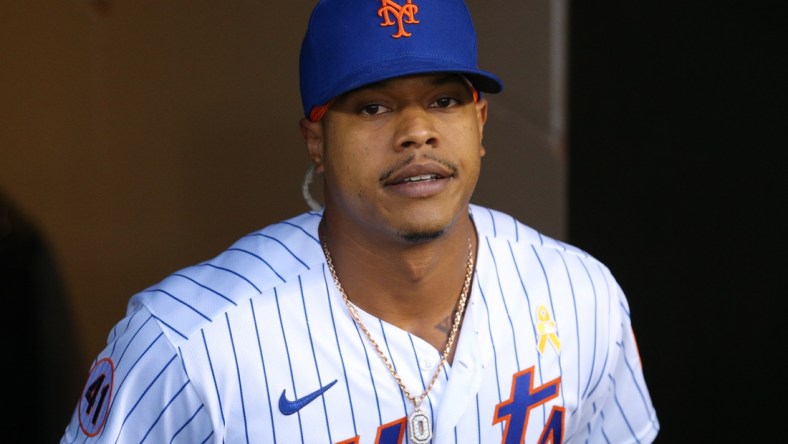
[[408, 407, 432, 444]]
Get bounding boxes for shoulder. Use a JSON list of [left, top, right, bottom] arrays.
[[470, 204, 596, 263], [127, 210, 326, 347], [470, 203, 622, 309]]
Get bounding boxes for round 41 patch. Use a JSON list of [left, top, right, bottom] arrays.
[[78, 357, 115, 437]]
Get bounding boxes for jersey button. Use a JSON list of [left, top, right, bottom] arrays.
[[419, 356, 435, 371]]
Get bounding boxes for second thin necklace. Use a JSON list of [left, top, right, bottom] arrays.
[[321, 236, 474, 444]]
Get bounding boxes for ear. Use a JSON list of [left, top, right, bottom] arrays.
[[475, 98, 489, 157], [299, 118, 325, 174]]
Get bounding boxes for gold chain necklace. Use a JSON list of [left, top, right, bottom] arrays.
[[321, 236, 474, 444]]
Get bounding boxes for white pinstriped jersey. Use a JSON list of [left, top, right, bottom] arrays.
[[61, 204, 659, 444]]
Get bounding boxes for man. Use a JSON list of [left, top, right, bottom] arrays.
[[61, 0, 659, 443]]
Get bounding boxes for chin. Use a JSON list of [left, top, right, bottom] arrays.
[[399, 229, 445, 243], [392, 205, 469, 244]]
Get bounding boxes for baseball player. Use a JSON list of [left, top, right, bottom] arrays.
[[60, 0, 660, 443]]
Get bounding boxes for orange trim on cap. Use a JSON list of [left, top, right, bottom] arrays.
[[308, 101, 332, 122], [460, 75, 479, 103]]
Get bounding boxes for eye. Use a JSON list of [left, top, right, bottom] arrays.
[[430, 97, 460, 109], [359, 104, 390, 116]]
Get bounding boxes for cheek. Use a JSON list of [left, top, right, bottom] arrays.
[[325, 143, 379, 197], [448, 123, 485, 162]]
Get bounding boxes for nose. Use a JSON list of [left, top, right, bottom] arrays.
[[393, 106, 438, 152]]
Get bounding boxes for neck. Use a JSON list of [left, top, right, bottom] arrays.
[[319, 216, 477, 351]]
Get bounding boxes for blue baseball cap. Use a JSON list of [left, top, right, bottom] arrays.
[[299, 0, 504, 120]]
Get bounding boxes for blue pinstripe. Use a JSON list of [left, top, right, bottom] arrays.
[[577, 257, 599, 402], [556, 252, 577, 409], [224, 313, 250, 442], [319, 264, 360, 438], [299, 275, 336, 443], [168, 404, 205, 444], [196, 263, 261, 294], [274, 288, 306, 444], [380, 318, 411, 417], [484, 237, 521, 370], [201, 329, 225, 427], [142, 288, 213, 323], [249, 298, 277, 443], [139, 380, 189, 443], [351, 303, 385, 426], [224, 247, 287, 284], [474, 281, 503, 403]]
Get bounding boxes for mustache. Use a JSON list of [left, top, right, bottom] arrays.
[[378, 153, 459, 183]]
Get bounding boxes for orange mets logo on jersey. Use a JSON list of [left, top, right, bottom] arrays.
[[378, 0, 420, 38]]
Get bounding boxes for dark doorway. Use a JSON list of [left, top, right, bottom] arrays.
[[568, 4, 783, 442]]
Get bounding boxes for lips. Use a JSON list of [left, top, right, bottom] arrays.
[[400, 174, 441, 183], [384, 163, 454, 186]]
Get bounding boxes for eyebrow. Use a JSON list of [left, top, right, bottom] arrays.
[[326, 74, 472, 115]]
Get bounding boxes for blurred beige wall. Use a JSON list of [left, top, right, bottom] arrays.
[[0, 0, 566, 364]]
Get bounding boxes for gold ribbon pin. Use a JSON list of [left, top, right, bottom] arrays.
[[536, 305, 561, 354]]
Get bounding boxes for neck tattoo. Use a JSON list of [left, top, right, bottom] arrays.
[[321, 236, 474, 444]]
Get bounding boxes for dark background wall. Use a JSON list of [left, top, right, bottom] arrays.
[[568, 3, 784, 442]]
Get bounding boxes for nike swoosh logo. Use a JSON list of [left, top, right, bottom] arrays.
[[278, 379, 338, 415]]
